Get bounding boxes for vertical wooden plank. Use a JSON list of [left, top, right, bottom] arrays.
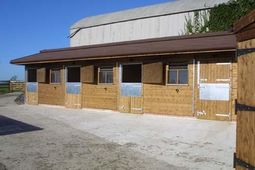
[[231, 61, 238, 120], [236, 38, 255, 170], [116, 62, 120, 111], [130, 96, 143, 114], [37, 68, 46, 83], [143, 62, 163, 83], [81, 65, 94, 83], [119, 96, 131, 113], [65, 94, 81, 109]]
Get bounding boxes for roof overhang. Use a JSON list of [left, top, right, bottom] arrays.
[[234, 10, 255, 42], [11, 31, 237, 65]]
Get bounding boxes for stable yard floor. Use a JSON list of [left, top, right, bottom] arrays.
[[0, 93, 236, 170]]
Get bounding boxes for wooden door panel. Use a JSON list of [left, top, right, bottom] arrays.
[[65, 83, 81, 109], [38, 84, 65, 106], [197, 101, 230, 120], [197, 61, 231, 120], [130, 97, 143, 114], [236, 39, 255, 169], [215, 64, 231, 82], [236, 111, 255, 170], [119, 97, 131, 113], [26, 92, 38, 105], [238, 53, 255, 106], [26, 83, 38, 105], [233, 11, 255, 170], [65, 94, 81, 109], [119, 96, 143, 114]]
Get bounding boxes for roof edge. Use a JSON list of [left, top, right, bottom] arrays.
[[11, 31, 236, 65], [11, 49, 236, 65], [234, 10, 255, 33], [10, 53, 38, 65], [43, 31, 234, 53]]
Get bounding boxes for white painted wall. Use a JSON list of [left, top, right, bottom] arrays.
[[70, 11, 197, 47]]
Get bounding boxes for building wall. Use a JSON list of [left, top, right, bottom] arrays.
[[82, 84, 118, 110], [143, 62, 194, 116], [38, 83, 65, 106], [70, 11, 199, 46], [81, 64, 119, 110], [143, 84, 194, 116], [38, 67, 65, 106], [26, 52, 237, 121]]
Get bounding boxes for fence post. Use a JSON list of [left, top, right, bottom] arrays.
[[9, 81, 11, 93]]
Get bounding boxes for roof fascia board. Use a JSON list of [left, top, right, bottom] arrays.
[[12, 49, 236, 65]]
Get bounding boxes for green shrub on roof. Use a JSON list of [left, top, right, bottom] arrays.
[[208, 0, 255, 32], [183, 0, 255, 34]]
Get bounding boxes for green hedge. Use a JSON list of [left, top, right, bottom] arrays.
[[208, 0, 255, 32]]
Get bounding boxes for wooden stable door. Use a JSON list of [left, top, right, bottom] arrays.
[[26, 83, 38, 105], [197, 61, 232, 120], [119, 83, 143, 114], [118, 64, 143, 114], [65, 67, 82, 109], [235, 41, 255, 169], [233, 10, 255, 169], [65, 88, 81, 108]]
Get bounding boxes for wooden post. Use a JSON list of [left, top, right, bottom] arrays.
[[234, 10, 255, 170]]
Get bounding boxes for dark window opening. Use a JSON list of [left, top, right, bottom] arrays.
[[51, 68, 61, 83], [122, 64, 142, 83], [99, 66, 113, 84], [27, 69, 37, 82], [168, 65, 188, 85], [45, 68, 50, 83], [67, 67, 80, 82]]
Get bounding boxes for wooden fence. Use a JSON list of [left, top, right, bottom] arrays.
[[0, 81, 25, 94]]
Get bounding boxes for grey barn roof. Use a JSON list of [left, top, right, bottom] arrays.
[[71, 0, 229, 29]]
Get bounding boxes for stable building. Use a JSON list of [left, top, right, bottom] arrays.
[[11, 0, 237, 121]]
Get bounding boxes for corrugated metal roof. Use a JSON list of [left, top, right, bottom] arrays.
[[71, 0, 229, 29]]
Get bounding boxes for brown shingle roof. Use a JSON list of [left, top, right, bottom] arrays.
[[234, 10, 255, 42], [11, 31, 236, 65]]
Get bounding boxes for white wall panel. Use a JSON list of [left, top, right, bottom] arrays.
[[70, 11, 197, 47]]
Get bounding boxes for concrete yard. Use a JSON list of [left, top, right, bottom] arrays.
[[0, 93, 236, 170]]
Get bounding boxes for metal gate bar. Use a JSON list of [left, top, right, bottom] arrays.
[[233, 153, 255, 170]]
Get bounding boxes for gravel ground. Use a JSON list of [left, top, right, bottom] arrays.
[[0, 93, 236, 170]]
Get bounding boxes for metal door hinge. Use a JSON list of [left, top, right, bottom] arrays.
[[234, 153, 255, 170], [237, 48, 255, 57], [235, 100, 255, 114]]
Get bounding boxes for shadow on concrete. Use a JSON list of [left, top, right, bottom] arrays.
[[0, 115, 43, 136], [0, 162, 7, 170]]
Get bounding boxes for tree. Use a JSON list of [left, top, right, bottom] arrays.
[[10, 75, 18, 81], [182, 0, 255, 34], [182, 10, 209, 35], [208, 0, 255, 32]]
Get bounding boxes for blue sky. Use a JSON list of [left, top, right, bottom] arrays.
[[0, 0, 172, 80]]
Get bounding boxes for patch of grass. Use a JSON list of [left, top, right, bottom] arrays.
[[0, 86, 9, 94]]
